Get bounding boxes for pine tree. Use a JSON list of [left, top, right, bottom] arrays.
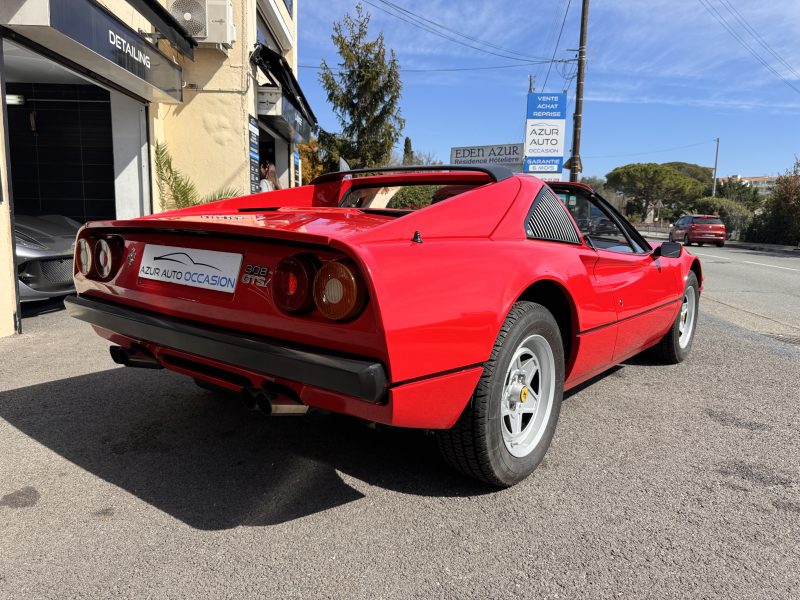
[[402, 137, 414, 165], [319, 3, 404, 168]]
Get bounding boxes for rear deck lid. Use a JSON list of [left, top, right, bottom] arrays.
[[86, 208, 397, 246]]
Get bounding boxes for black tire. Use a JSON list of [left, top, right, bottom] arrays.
[[683, 234, 691, 246], [698, 242, 704, 247], [716, 242, 724, 248], [437, 302, 564, 487], [652, 272, 699, 364]]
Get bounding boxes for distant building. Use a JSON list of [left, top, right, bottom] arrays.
[[718, 175, 777, 197]]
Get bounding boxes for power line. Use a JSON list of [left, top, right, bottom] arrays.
[[535, 0, 569, 86], [299, 59, 573, 73], [717, 0, 800, 80], [372, 0, 542, 62], [542, 0, 572, 90], [362, 0, 545, 62], [583, 139, 716, 159], [557, 50, 579, 92], [697, 0, 800, 96]]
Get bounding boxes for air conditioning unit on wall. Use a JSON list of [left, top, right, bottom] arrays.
[[169, 0, 236, 49]]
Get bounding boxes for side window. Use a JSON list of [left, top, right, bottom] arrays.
[[558, 191, 636, 254]]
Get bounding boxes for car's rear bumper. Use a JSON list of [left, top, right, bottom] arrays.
[[18, 279, 74, 302], [65, 294, 388, 403], [689, 233, 725, 242]]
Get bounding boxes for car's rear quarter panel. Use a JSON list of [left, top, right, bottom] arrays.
[[358, 237, 619, 385]]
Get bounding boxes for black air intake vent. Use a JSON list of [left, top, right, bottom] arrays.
[[526, 187, 581, 245]]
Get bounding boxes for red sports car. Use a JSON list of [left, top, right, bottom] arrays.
[[66, 166, 702, 487]]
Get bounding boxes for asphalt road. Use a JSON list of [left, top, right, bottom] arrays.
[[1, 245, 799, 599], [682, 244, 800, 334]]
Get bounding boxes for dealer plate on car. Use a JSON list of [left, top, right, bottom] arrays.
[[138, 244, 243, 293]]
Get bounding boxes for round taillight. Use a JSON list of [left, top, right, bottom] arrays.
[[76, 238, 94, 276], [313, 260, 366, 321], [95, 239, 114, 279], [272, 255, 318, 313]]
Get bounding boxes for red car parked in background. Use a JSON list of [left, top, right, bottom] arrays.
[[670, 215, 726, 247], [67, 166, 702, 487]]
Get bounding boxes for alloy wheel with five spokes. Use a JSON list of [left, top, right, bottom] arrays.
[[500, 335, 556, 458]]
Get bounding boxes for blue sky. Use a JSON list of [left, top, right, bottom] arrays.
[[297, 0, 800, 179]]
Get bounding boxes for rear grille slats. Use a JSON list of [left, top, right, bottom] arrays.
[[526, 187, 581, 244]]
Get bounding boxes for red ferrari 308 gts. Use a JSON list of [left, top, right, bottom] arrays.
[[67, 166, 702, 486]]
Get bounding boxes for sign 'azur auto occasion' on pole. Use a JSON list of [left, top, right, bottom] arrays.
[[524, 93, 566, 182]]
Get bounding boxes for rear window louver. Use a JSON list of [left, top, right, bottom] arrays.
[[525, 187, 581, 244]]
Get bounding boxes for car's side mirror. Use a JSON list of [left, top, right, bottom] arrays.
[[655, 242, 682, 258]]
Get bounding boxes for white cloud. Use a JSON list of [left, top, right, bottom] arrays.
[[589, 1, 800, 89]]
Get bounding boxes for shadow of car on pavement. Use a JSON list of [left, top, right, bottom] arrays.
[[0, 367, 493, 530]]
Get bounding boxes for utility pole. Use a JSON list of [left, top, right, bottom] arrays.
[[711, 137, 720, 196], [529, 75, 535, 93], [568, 0, 590, 182]]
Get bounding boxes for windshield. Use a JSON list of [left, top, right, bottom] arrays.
[[339, 184, 479, 210]]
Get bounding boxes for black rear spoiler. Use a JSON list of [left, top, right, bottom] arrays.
[[310, 164, 514, 184]]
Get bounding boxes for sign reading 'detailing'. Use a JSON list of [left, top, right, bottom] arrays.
[[108, 31, 151, 69], [524, 93, 567, 177], [48, 0, 182, 101]]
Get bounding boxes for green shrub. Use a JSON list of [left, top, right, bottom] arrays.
[[692, 196, 752, 237], [745, 160, 800, 245], [387, 185, 440, 209]]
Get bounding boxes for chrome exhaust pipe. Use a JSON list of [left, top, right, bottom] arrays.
[[262, 384, 309, 415], [254, 389, 274, 415], [268, 399, 310, 415], [240, 387, 259, 411], [109, 345, 162, 369], [240, 385, 309, 416]]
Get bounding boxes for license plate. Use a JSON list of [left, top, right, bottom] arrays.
[[138, 244, 243, 293]]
